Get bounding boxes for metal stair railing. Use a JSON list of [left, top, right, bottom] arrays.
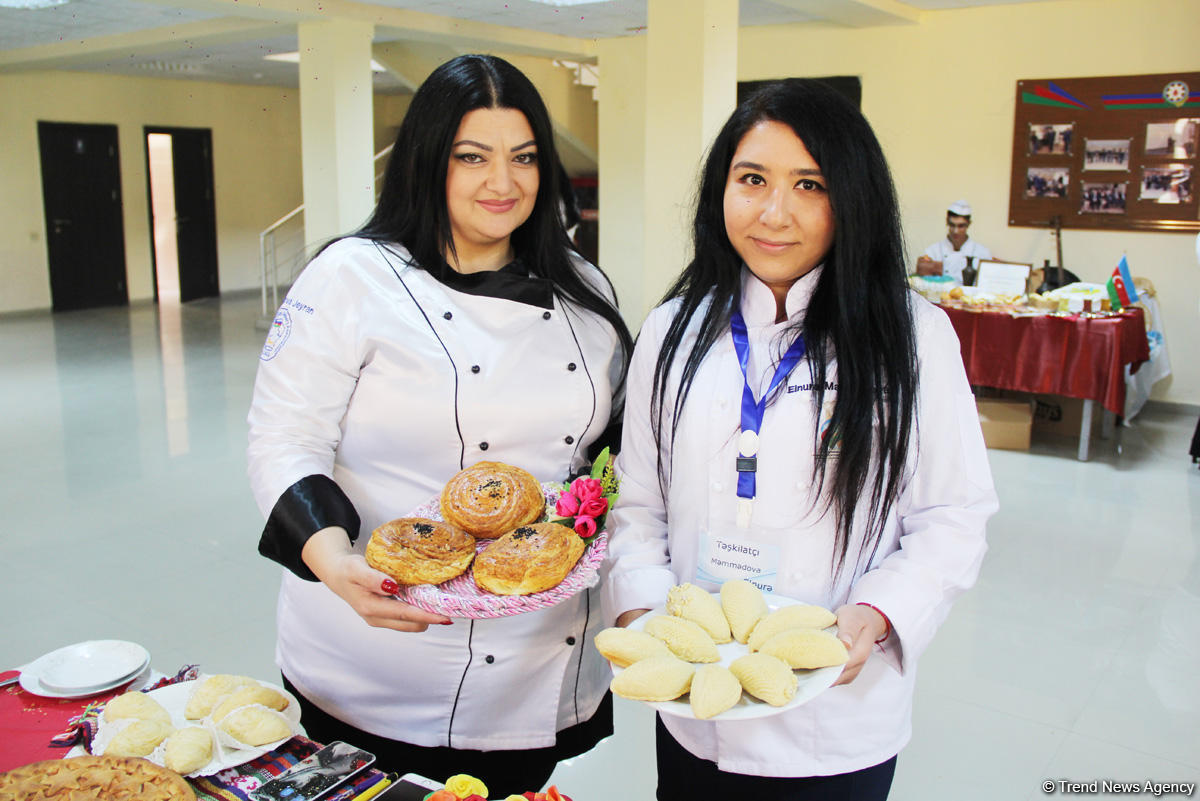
[[257, 144, 394, 328]]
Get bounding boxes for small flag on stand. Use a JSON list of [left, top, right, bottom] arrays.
[[1106, 255, 1139, 310]]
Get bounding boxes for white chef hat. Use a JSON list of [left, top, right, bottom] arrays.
[[947, 199, 972, 217]]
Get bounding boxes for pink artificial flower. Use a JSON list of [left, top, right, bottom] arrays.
[[555, 492, 580, 517], [573, 515, 597, 538], [571, 477, 604, 503], [578, 497, 607, 518]]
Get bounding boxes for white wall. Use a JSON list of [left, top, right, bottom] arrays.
[[0, 72, 305, 311], [0, 72, 414, 314]]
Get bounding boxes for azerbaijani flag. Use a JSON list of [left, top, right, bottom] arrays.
[[1106, 255, 1139, 309]]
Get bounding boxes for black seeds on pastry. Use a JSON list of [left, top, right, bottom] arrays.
[[414, 523, 434, 535]]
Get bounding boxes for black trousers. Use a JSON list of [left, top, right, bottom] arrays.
[[282, 674, 613, 799], [655, 715, 897, 801]]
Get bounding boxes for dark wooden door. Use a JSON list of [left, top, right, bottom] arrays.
[[37, 122, 128, 311], [158, 127, 219, 302]]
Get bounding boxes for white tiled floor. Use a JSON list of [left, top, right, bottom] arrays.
[[2, 293, 1198, 799]]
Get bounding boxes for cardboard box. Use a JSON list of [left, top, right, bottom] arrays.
[[1030, 394, 1100, 438], [976, 398, 1033, 451]]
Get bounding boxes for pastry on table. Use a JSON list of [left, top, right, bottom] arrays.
[[757, 628, 849, 670], [219, 706, 292, 747], [102, 691, 171, 724], [209, 684, 290, 722], [103, 719, 175, 758], [643, 615, 720, 663], [730, 653, 797, 707], [0, 755, 196, 800], [594, 627, 672, 668], [184, 674, 258, 720], [440, 461, 544, 539], [610, 655, 695, 702], [365, 517, 476, 586], [473, 522, 585, 595], [689, 664, 743, 720], [163, 727, 214, 774], [747, 604, 837, 652], [720, 579, 769, 644], [667, 583, 732, 643]]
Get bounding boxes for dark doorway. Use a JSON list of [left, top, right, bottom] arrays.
[[37, 121, 128, 312], [145, 127, 219, 303]]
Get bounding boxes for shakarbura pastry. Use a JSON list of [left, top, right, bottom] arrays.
[[440, 462, 544, 539], [473, 522, 585, 595], [365, 517, 476, 586]]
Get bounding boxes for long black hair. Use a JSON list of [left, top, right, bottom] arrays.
[[356, 54, 632, 392], [651, 79, 918, 577]]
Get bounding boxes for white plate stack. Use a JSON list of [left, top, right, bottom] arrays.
[[19, 640, 150, 698]]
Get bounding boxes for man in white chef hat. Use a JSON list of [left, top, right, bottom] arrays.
[[915, 199, 992, 282]]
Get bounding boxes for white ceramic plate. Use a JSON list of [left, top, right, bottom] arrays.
[[616, 593, 843, 721], [20, 646, 152, 699], [33, 640, 150, 693]]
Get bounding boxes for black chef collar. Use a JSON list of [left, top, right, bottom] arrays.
[[429, 256, 555, 310], [374, 241, 557, 310]]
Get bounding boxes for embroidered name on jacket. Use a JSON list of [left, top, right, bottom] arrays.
[[787, 381, 838, 393]]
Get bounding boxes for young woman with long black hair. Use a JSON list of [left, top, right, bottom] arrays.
[[605, 79, 997, 799], [247, 55, 633, 794]]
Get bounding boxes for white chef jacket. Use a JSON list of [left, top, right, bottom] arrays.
[[247, 237, 622, 750], [923, 236, 992, 282], [604, 267, 997, 777]]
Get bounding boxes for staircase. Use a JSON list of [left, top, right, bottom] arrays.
[[256, 145, 393, 329]]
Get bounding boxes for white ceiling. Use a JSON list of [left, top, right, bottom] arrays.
[[0, 0, 1056, 93]]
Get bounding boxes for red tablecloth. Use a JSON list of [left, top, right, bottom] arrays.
[[0, 680, 132, 772], [940, 306, 1149, 416]]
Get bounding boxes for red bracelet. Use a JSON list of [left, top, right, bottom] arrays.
[[856, 602, 892, 644]]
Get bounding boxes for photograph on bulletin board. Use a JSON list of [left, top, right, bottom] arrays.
[[1080, 182, 1127, 214], [1028, 123, 1074, 155], [1140, 165, 1193, 204], [1009, 72, 1200, 232], [1026, 167, 1069, 198], [1144, 119, 1198, 158], [1083, 139, 1130, 171]]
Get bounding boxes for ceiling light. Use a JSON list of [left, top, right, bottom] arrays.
[[0, 0, 70, 8], [263, 51, 387, 73]]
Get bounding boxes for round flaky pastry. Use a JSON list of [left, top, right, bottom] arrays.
[[0, 755, 196, 801], [366, 517, 476, 586], [473, 522, 585, 596], [440, 462, 544, 539]]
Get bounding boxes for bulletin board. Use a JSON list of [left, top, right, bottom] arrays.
[[1008, 72, 1200, 233]]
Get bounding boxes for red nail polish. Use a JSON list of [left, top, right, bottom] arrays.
[[381, 579, 399, 595], [439, 620, 453, 625]]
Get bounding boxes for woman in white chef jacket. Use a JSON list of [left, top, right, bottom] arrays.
[[247, 55, 633, 794], [604, 80, 998, 799]]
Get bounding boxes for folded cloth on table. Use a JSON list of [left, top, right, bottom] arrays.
[[51, 664, 200, 752], [190, 736, 387, 801]]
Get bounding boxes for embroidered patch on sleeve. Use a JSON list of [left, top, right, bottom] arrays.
[[260, 308, 292, 361]]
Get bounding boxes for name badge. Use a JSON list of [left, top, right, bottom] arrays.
[[697, 531, 782, 594]]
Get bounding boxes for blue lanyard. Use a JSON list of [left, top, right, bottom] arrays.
[[729, 309, 807, 512]]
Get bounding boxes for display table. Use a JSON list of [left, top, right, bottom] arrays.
[[0, 674, 387, 799], [939, 305, 1149, 460]]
